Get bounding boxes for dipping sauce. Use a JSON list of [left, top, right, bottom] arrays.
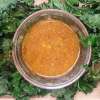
[[22, 19, 80, 77]]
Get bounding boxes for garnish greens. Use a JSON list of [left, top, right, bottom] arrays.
[[0, 0, 100, 100]]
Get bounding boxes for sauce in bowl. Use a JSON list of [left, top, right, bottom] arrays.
[[22, 19, 80, 77]]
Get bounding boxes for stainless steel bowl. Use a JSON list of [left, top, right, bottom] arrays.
[[12, 9, 91, 89]]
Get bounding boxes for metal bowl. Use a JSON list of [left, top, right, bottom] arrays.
[[12, 9, 91, 89]]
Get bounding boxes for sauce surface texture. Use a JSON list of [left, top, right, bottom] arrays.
[[22, 19, 80, 77]]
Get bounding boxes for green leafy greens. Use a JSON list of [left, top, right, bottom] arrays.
[[0, 0, 100, 100]]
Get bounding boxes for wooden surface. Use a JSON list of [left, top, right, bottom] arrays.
[[74, 83, 100, 100]]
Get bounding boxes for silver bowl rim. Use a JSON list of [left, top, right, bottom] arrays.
[[12, 9, 91, 89]]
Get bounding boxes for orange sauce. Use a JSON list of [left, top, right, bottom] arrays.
[[22, 19, 80, 77]]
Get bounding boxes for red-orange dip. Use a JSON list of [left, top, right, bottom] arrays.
[[22, 19, 80, 77]]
